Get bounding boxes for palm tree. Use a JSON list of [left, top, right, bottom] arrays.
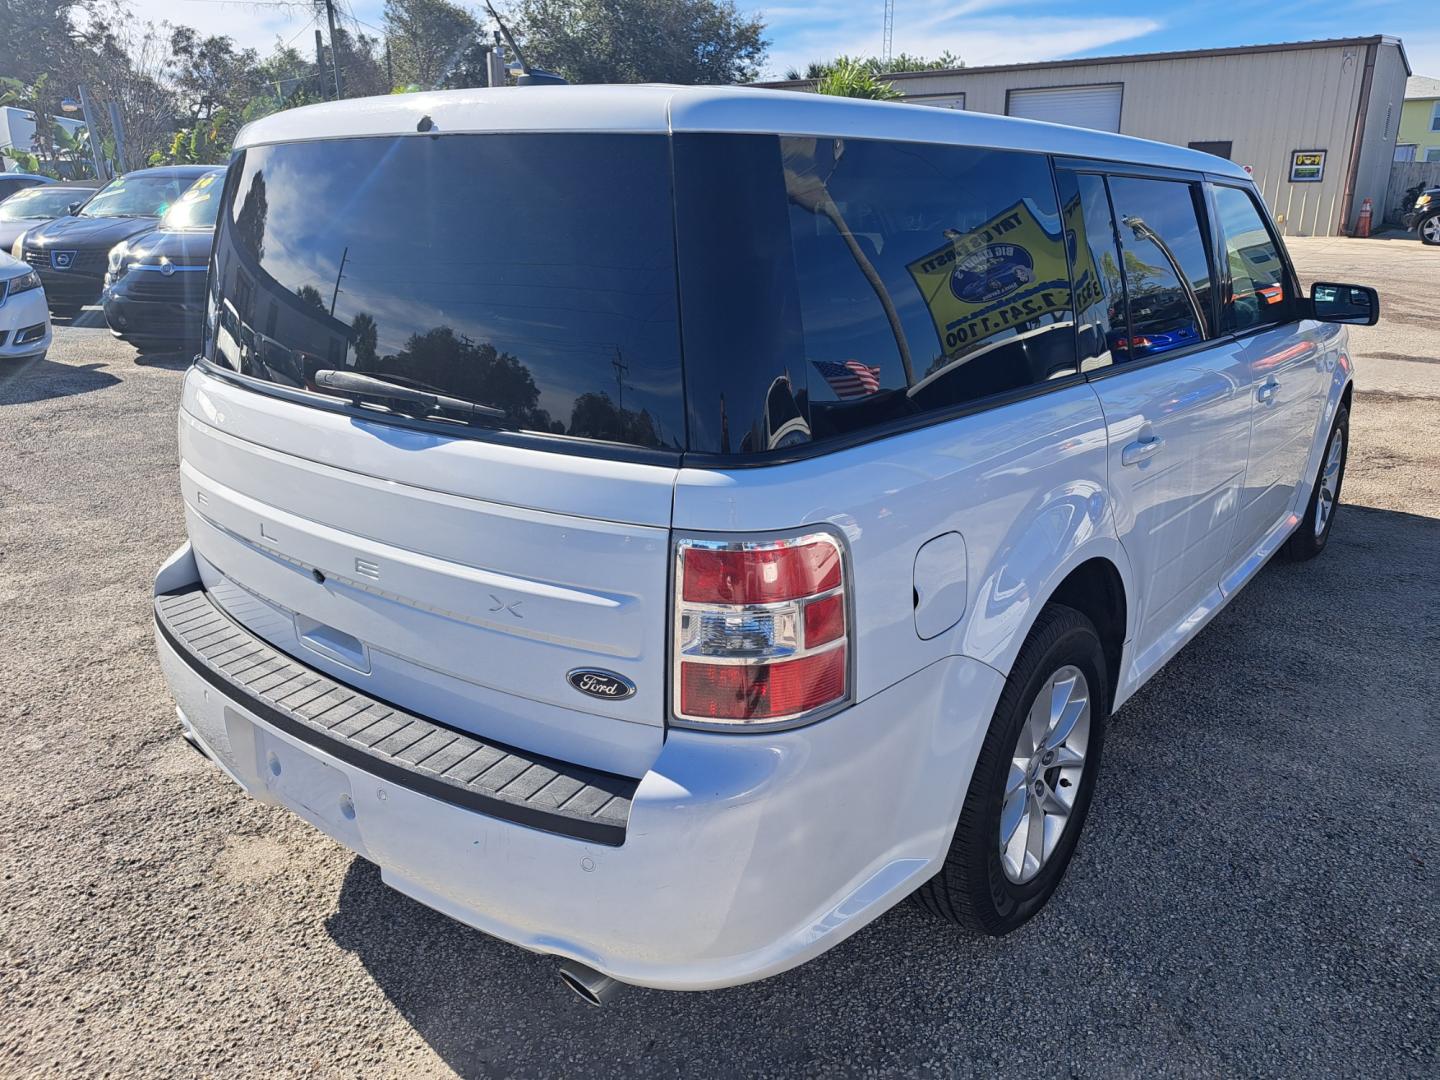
[[815, 59, 903, 101]]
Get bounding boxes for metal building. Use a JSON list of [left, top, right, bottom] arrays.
[[760, 37, 1411, 237]]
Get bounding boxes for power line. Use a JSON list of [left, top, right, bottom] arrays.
[[283, 14, 320, 48], [339, 0, 385, 36]]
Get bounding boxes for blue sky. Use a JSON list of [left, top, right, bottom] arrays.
[[147, 0, 1439, 81]]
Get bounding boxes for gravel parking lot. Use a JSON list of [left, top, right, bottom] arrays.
[[1, 236, 1436, 1078]]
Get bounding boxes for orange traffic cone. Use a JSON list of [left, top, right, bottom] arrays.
[[1356, 197, 1373, 238]]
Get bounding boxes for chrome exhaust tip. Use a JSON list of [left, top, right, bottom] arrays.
[[557, 959, 622, 1007], [179, 726, 210, 760]]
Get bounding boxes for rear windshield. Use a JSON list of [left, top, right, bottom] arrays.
[[206, 134, 684, 451], [206, 130, 1093, 460]]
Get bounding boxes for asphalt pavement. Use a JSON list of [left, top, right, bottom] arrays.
[[0, 236, 1436, 1078]]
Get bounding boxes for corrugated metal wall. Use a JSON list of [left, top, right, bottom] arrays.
[[888, 44, 1402, 236], [1350, 43, 1408, 230]]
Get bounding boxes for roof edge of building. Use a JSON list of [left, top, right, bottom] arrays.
[[757, 35, 1411, 88]]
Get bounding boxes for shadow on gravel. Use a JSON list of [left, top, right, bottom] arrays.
[[133, 348, 195, 370], [0, 356, 119, 404], [322, 505, 1440, 1077]]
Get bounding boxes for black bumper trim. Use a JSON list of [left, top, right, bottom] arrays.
[[155, 584, 636, 845]]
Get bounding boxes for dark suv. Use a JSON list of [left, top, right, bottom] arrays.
[[19, 165, 217, 311]]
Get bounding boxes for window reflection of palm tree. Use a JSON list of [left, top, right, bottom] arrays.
[[1121, 215, 1207, 334], [784, 141, 915, 387]]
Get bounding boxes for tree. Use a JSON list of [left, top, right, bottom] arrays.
[[72, 2, 181, 171], [512, 0, 768, 85], [0, 0, 87, 86], [350, 313, 379, 368], [169, 27, 263, 125], [296, 284, 328, 312], [814, 58, 903, 102], [785, 52, 962, 81], [384, 0, 483, 89], [0, 74, 67, 174], [332, 27, 393, 97]]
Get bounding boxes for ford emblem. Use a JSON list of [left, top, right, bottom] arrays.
[[567, 669, 636, 701]]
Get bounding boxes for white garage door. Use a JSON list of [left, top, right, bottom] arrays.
[[1007, 84, 1123, 132]]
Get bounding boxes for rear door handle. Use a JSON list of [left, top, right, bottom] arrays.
[[1121, 435, 1165, 466], [1257, 380, 1280, 404]]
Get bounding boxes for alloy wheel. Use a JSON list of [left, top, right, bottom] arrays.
[[1315, 426, 1344, 537], [1423, 215, 1440, 244], [999, 665, 1091, 884]]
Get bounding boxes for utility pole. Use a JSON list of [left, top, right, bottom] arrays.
[[75, 84, 108, 180], [105, 100, 127, 173], [486, 32, 507, 88], [385, 40, 394, 89], [329, 246, 349, 316], [611, 348, 628, 413], [315, 29, 328, 98], [322, 0, 344, 99]]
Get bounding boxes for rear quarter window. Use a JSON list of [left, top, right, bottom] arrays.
[[674, 134, 1080, 457]]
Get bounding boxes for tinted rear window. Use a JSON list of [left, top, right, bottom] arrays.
[[673, 134, 1079, 456], [207, 134, 683, 451]]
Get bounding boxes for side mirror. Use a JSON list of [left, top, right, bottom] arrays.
[[67, 201, 82, 216], [1309, 282, 1378, 326]]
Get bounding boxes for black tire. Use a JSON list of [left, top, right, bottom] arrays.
[[1419, 212, 1440, 246], [912, 604, 1108, 934], [1282, 405, 1348, 562]]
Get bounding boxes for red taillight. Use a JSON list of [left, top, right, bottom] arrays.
[[680, 648, 847, 721], [802, 593, 845, 647], [673, 532, 850, 728], [682, 539, 841, 604]]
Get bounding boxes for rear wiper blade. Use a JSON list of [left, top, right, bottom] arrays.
[[314, 369, 508, 424]]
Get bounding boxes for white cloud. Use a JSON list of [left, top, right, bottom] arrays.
[[759, 10, 1164, 80], [117, 0, 381, 53]]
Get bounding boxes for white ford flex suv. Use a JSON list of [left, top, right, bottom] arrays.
[[153, 85, 1376, 1001]]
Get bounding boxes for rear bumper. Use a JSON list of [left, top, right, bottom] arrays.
[[154, 542, 1004, 990]]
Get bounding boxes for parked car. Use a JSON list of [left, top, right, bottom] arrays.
[[18, 164, 216, 312], [0, 180, 102, 254], [103, 167, 225, 350], [0, 249, 51, 361], [0, 171, 55, 202], [152, 86, 1375, 1002], [1401, 187, 1439, 245]]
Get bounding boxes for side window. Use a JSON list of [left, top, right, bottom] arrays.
[[1055, 170, 1127, 372], [1212, 184, 1293, 333], [1106, 176, 1214, 360], [779, 137, 1078, 436]]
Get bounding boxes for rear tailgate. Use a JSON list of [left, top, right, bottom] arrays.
[[178, 367, 674, 777]]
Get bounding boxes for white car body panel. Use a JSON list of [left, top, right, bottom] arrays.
[[151, 86, 1357, 990], [0, 252, 51, 360], [178, 369, 676, 777], [672, 382, 1125, 694]]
